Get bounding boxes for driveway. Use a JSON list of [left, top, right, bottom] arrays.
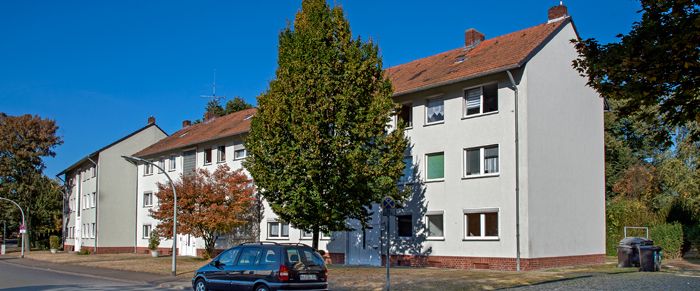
[[512, 271, 700, 291]]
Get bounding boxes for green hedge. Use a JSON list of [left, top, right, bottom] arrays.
[[606, 198, 662, 255], [650, 223, 684, 259]]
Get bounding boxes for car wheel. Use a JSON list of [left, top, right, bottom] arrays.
[[194, 279, 208, 291], [254, 284, 269, 291]]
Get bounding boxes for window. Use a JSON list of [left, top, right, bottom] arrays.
[[426, 152, 445, 180], [300, 230, 331, 240], [268, 221, 289, 239], [144, 163, 153, 175], [465, 145, 499, 176], [143, 225, 152, 239], [426, 98, 444, 124], [237, 248, 262, 266], [464, 209, 499, 239], [91, 166, 96, 178], [261, 249, 279, 264], [464, 83, 498, 116], [399, 156, 413, 183], [204, 148, 212, 165], [217, 145, 226, 162], [218, 249, 239, 266], [234, 148, 247, 160], [398, 103, 413, 128], [92, 192, 96, 208], [92, 223, 96, 238], [168, 156, 176, 171], [426, 213, 444, 238], [397, 215, 412, 237], [158, 160, 164, 173], [143, 192, 153, 207], [85, 193, 90, 209]]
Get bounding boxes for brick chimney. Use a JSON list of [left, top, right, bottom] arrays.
[[147, 116, 156, 124], [182, 120, 191, 128], [465, 28, 485, 48], [548, 4, 568, 22]]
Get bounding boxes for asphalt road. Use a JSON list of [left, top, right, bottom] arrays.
[[0, 258, 177, 291], [512, 271, 700, 291]]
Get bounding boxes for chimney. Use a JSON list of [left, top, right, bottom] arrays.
[[465, 28, 485, 48], [182, 120, 191, 128], [147, 116, 156, 124], [204, 112, 215, 121], [548, 4, 568, 22]]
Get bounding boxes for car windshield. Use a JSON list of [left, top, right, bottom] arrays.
[[286, 247, 325, 267]]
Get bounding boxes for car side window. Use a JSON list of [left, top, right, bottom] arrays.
[[236, 247, 262, 266], [219, 249, 239, 266], [259, 249, 279, 265], [286, 249, 301, 264]]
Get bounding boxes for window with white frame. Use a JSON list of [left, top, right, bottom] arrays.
[[217, 145, 226, 162], [143, 225, 152, 239], [425, 98, 444, 124], [91, 166, 96, 178], [143, 192, 153, 207], [168, 156, 176, 171], [158, 159, 164, 173], [464, 83, 498, 116], [234, 148, 247, 160], [85, 193, 90, 209], [300, 230, 331, 240], [144, 163, 153, 175], [267, 221, 289, 239], [92, 223, 96, 238], [397, 103, 413, 128], [465, 145, 499, 176], [397, 214, 413, 237], [426, 152, 445, 180], [399, 156, 414, 183], [92, 192, 96, 208], [426, 212, 444, 239], [464, 209, 499, 239], [204, 148, 213, 165]]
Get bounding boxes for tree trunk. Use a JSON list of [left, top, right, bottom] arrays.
[[312, 225, 319, 250]]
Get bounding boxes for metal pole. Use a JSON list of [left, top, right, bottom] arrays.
[[0, 197, 25, 258], [385, 209, 390, 291]]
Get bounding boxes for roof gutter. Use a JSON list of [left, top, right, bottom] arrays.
[[506, 70, 522, 272], [392, 64, 522, 97]]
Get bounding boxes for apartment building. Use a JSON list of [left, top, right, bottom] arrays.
[[60, 117, 167, 253], [132, 109, 257, 256]]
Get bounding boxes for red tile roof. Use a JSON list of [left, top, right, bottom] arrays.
[[386, 18, 569, 96], [134, 108, 257, 158]]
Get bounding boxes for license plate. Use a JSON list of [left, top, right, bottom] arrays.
[[299, 274, 317, 281]]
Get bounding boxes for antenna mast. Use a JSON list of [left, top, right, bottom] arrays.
[[200, 69, 225, 102]]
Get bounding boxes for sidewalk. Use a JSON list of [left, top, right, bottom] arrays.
[[0, 253, 193, 290]]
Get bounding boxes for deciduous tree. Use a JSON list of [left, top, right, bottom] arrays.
[[244, 0, 408, 249], [151, 164, 255, 257]]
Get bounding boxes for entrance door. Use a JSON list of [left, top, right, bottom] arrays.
[[74, 217, 82, 252], [179, 234, 197, 256], [346, 219, 381, 266]]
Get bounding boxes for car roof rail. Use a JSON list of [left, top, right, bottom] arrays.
[[278, 242, 312, 248], [238, 241, 280, 246]]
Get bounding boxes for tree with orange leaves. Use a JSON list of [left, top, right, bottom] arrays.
[[150, 164, 255, 257]]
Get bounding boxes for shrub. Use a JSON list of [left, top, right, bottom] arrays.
[[49, 235, 60, 250], [148, 231, 160, 251], [77, 249, 90, 255], [684, 224, 700, 255], [606, 198, 662, 255], [650, 222, 684, 259]]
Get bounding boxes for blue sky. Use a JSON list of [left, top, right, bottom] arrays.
[[0, 0, 641, 177]]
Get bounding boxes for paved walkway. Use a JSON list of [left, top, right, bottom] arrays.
[[511, 271, 700, 290]]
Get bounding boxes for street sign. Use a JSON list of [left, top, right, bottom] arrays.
[[382, 196, 395, 209], [19, 224, 26, 234]]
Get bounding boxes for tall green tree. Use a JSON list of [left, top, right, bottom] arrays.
[[203, 99, 226, 119], [224, 96, 253, 114], [245, 0, 408, 249], [0, 113, 63, 246], [573, 0, 700, 145]]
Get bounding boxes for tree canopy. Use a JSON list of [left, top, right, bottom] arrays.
[[244, 0, 408, 249], [573, 0, 700, 145], [151, 164, 255, 257]]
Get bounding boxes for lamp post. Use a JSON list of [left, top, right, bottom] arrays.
[[0, 197, 26, 258], [122, 155, 177, 276]]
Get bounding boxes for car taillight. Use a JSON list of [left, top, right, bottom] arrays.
[[278, 264, 289, 282]]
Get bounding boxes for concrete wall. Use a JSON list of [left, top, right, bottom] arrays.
[[97, 125, 167, 248], [523, 21, 605, 258]]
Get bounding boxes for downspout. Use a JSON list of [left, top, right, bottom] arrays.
[[56, 174, 67, 249], [87, 157, 99, 254], [134, 164, 139, 254], [506, 70, 521, 272]]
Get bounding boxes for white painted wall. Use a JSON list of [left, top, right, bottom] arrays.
[[523, 21, 605, 258]]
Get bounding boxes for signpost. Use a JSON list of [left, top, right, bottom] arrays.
[[1, 220, 5, 255], [382, 196, 395, 291]]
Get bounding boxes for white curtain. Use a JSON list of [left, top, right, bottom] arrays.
[[427, 99, 444, 122]]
